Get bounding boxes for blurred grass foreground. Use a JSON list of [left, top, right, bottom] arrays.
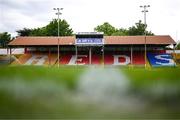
[[0, 66, 180, 119]]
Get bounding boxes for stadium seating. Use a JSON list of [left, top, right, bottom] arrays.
[[11, 54, 32, 65], [92, 55, 101, 65], [104, 54, 114, 65], [44, 54, 58, 66], [148, 50, 166, 54], [132, 52, 145, 65], [104, 52, 145, 65], [60, 54, 72, 65], [77, 55, 89, 65], [147, 53, 175, 67], [60, 54, 101, 65], [11, 53, 57, 66], [11, 51, 178, 67]]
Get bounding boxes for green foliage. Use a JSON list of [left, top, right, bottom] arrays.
[[128, 20, 154, 36], [16, 28, 32, 36], [94, 20, 154, 36], [45, 19, 73, 36], [30, 27, 46, 36], [16, 19, 73, 36], [112, 28, 129, 36], [94, 22, 117, 36], [0, 32, 11, 48], [176, 43, 180, 49]]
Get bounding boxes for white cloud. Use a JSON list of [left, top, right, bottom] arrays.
[[0, 0, 180, 42]]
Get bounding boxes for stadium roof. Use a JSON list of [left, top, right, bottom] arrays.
[[8, 35, 176, 46]]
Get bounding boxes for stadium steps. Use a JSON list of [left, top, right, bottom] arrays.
[[104, 54, 114, 65], [44, 54, 58, 66], [11, 54, 32, 65], [92, 55, 101, 65], [11, 53, 58, 66], [132, 52, 145, 65], [59, 54, 72, 65]]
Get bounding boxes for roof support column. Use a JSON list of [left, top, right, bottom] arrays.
[[173, 44, 176, 67], [7, 47, 9, 56], [145, 37, 147, 68], [24, 47, 27, 54], [102, 45, 104, 66], [48, 47, 51, 66], [131, 45, 133, 65], [58, 38, 60, 67], [75, 45, 78, 65], [9, 47, 11, 64], [89, 46, 92, 65]]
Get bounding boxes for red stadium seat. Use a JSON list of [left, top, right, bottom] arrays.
[[104, 54, 114, 65], [132, 52, 145, 65], [76, 55, 89, 65], [60, 54, 72, 64], [92, 55, 101, 65]]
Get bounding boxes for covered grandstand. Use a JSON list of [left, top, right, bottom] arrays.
[[8, 33, 177, 67]]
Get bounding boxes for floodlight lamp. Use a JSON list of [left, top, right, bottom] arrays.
[[56, 13, 62, 15]]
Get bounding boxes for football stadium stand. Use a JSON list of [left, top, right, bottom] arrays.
[[7, 52, 177, 67], [7, 51, 176, 67], [7, 33, 177, 67]]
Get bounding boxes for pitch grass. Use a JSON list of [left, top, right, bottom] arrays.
[[0, 66, 85, 88], [0, 66, 180, 119], [123, 67, 180, 85], [1, 66, 180, 89]]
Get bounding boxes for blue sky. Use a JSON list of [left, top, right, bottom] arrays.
[[0, 0, 180, 43]]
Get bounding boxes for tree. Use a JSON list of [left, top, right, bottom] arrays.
[[0, 32, 11, 48], [176, 42, 180, 50], [112, 28, 129, 36], [128, 20, 154, 36], [30, 27, 46, 36], [45, 19, 73, 36], [16, 28, 32, 36], [94, 22, 117, 36], [94, 20, 154, 36], [16, 19, 73, 36]]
